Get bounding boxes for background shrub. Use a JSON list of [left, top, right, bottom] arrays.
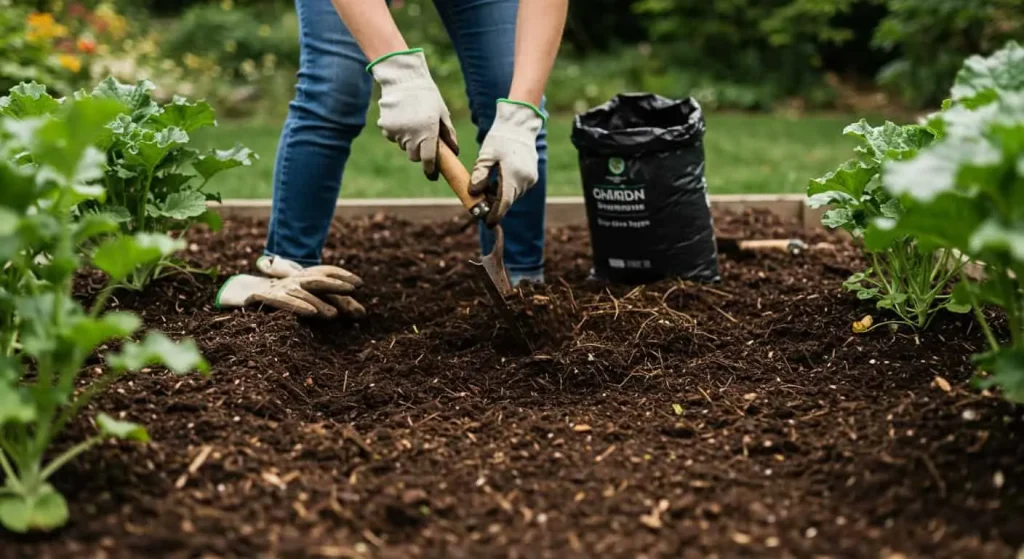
[[162, 3, 299, 81]]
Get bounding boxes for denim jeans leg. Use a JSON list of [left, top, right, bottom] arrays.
[[265, 0, 377, 266], [433, 0, 549, 286]]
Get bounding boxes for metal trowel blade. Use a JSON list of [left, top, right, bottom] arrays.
[[474, 225, 530, 345], [480, 224, 514, 298]]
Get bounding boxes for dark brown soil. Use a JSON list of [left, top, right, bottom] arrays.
[[4, 210, 1024, 559]]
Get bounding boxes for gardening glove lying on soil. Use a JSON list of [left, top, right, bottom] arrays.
[[470, 100, 546, 227], [215, 256, 366, 319], [368, 48, 458, 181]]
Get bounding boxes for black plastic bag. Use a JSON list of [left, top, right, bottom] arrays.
[[571, 93, 720, 284]]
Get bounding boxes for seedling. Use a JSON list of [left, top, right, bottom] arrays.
[[0, 78, 257, 290], [0, 96, 208, 533], [871, 41, 1024, 401], [808, 119, 970, 330]]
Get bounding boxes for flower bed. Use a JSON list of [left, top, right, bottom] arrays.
[[3, 211, 1021, 558]]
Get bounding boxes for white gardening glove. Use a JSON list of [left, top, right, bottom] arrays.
[[368, 48, 458, 180], [469, 99, 546, 228], [215, 256, 366, 319]]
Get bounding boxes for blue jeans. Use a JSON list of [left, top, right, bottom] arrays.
[[266, 0, 548, 285]]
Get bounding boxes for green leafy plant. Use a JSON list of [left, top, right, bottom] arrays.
[[0, 94, 209, 533], [162, 2, 299, 80], [868, 40, 1024, 401], [0, 77, 258, 289], [807, 118, 971, 329]]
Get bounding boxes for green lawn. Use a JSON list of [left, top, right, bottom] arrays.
[[193, 110, 863, 199]]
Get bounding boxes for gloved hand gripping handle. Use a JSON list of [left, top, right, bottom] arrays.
[[437, 140, 491, 220]]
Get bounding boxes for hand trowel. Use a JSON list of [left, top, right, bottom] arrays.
[[435, 141, 524, 333]]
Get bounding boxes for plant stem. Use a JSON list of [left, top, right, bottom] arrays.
[[0, 448, 22, 491], [974, 304, 1000, 352], [89, 283, 117, 318], [2, 329, 18, 358], [39, 437, 100, 482], [871, 253, 896, 295], [136, 171, 155, 234], [52, 370, 125, 439], [961, 271, 1000, 352]]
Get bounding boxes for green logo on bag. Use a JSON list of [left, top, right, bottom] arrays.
[[608, 157, 625, 175]]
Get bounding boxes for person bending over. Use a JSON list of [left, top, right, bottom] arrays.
[[217, 0, 569, 319]]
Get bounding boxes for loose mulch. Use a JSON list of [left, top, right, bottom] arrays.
[[3, 210, 1023, 559]]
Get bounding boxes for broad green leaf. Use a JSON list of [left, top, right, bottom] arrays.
[[73, 146, 107, 185], [0, 485, 69, 533], [879, 198, 902, 219], [54, 147, 110, 209], [856, 288, 879, 300], [0, 236, 18, 263], [105, 331, 209, 375], [868, 194, 980, 253], [193, 145, 257, 180], [16, 213, 61, 255], [153, 97, 216, 133], [941, 95, 1024, 144], [821, 208, 854, 229], [92, 233, 184, 281], [103, 206, 133, 223], [973, 346, 1024, 404], [968, 219, 1024, 263], [883, 138, 1001, 202], [196, 209, 223, 232], [91, 77, 157, 121], [951, 41, 1024, 107], [807, 191, 854, 209], [933, 104, 989, 139], [0, 161, 38, 212], [152, 191, 207, 220], [0, 82, 60, 118], [1, 116, 46, 149], [807, 159, 875, 202], [67, 312, 142, 352], [863, 217, 902, 251], [96, 413, 150, 442], [159, 147, 201, 172], [953, 279, 1011, 310], [0, 356, 20, 385], [0, 385, 37, 425], [125, 128, 189, 171], [72, 213, 120, 244], [885, 292, 908, 305], [16, 293, 58, 356], [151, 173, 194, 197], [20, 98, 124, 184], [844, 120, 933, 162], [946, 302, 972, 314], [106, 113, 139, 143]]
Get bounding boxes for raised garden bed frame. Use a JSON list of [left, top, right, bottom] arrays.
[[214, 194, 826, 232]]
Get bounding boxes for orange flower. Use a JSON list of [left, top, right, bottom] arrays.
[[26, 12, 69, 43], [77, 37, 97, 54], [57, 54, 82, 73], [26, 12, 55, 28]]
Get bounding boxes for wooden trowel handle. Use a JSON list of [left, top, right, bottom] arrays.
[[438, 141, 490, 218]]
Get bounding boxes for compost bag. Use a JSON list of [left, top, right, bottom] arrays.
[[571, 93, 720, 284]]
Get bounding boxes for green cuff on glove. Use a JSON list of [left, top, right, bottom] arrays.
[[365, 47, 425, 73], [497, 98, 548, 124], [214, 275, 243, 309]]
